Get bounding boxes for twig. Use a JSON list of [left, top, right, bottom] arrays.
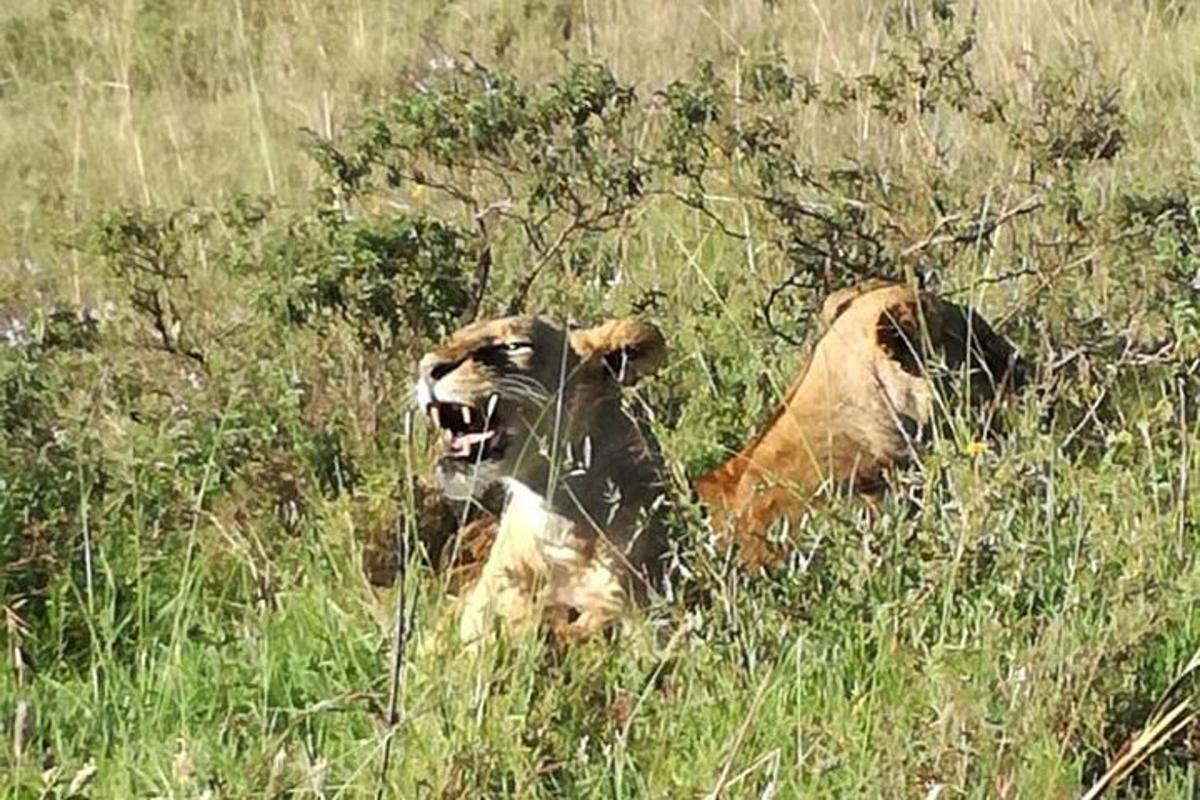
[[1057, 385, 1109, 453], [611, 620, 692, 794], [506, 217, 585, 314], [706, 668, 775, 799], [374, 413, 417, 799], [899, 194, 1043, 258], [1080, 647, 1200, 800], [761, 270, 827, 347]]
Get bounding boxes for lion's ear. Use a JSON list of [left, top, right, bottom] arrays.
[[821, 279, 903, 325], [570, 317, 667, 386]]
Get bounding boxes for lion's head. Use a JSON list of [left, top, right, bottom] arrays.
[[415, 315, 666, 506], [696, 281, 1028, 567]]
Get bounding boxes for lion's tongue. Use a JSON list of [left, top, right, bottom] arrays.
[[448, 428, 497, 457]]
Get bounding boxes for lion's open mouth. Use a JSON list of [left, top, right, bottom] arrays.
[[426, 398, 506, 464]]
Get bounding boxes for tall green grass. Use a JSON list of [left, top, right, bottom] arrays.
[[3, 1, 1200, 797]]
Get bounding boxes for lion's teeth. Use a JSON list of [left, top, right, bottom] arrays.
[[461, 406, 472, 426], [429, 405, 441, 428]]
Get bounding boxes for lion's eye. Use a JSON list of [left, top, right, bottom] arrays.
[[474, 341, 532, 366]]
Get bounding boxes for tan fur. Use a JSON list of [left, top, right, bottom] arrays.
[[695, 282, 1025, 567], [416, 315, 668, 645]]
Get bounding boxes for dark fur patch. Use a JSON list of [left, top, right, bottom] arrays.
[[602, 346, 639, 384], [875, 306, 924, 377]]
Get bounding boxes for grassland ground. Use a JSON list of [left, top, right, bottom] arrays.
[[2, 1, 1199, 797]]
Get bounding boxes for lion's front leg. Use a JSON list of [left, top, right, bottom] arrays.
[[458, 535, 544, 646], [543, 550, 628, 644], [458, 573, 496, 646]]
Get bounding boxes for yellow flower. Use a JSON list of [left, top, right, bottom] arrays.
[[964, 440, 989, 457]]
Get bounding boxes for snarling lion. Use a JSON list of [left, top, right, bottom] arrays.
[[695, 281, 1027, 567], [414, 315, 669, 644]]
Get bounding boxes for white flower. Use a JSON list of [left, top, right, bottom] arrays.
[[2, 318, 29, 348]]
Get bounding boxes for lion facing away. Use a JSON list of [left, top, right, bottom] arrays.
[[414, 315, 669, 645], [695, 281, 1027, 567]]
